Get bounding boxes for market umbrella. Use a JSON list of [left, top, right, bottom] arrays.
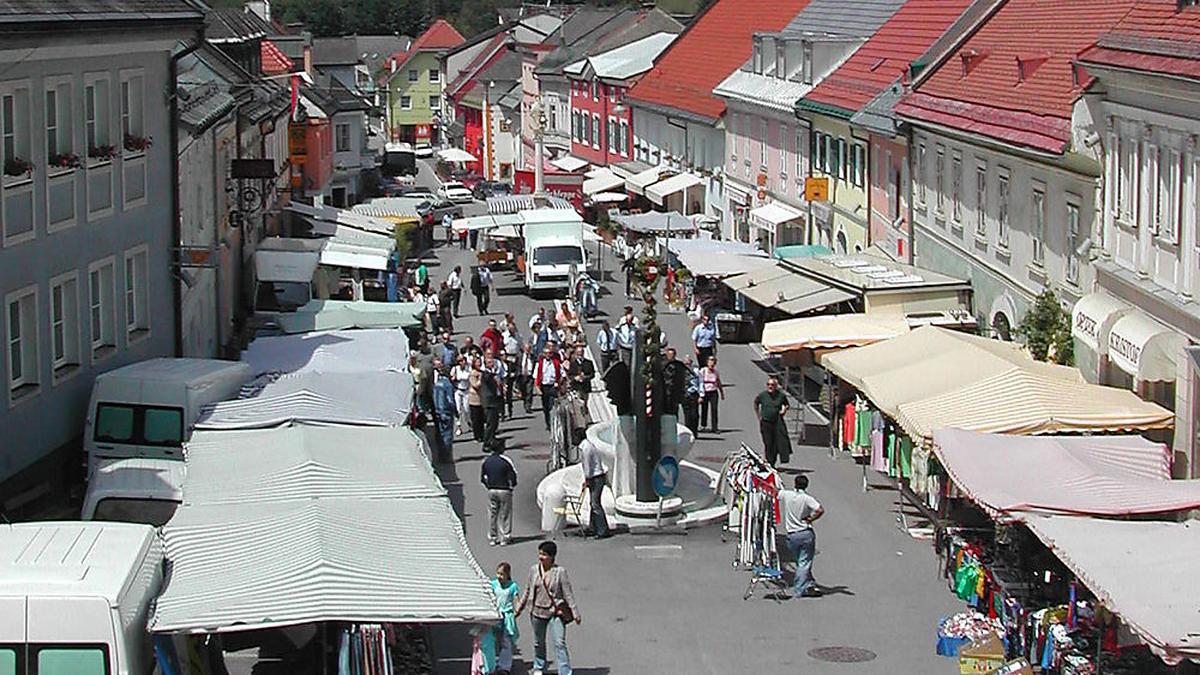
[[438, 148, 477, 163]]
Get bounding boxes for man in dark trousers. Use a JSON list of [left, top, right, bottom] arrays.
[[533, 344, 564, 432], [481, 439, 517, 545], [661, 347, 687, 419], [481, 352, 506, 447], [579, 438, 611, 539], [754, 375, 791, 466]]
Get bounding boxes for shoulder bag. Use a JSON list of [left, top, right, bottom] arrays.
[[539, 567, 575, 624]]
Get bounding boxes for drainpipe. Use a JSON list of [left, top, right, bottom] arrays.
[[170, 31, 204, 357]]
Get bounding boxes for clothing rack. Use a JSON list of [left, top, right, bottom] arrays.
[[719, 444, 781, 570]]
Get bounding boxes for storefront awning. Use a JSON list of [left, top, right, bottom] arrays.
[[1071, 292, 1129, 354], [582, 170, 624, 196], [1108, 312, 1188, 382], [749, 202, 804, 230], [931, 428, 1197, 518], [1023, 515, 1200, 665], [550, 155, 588, 172], [242, 329, 411, 376], [197, 371, 412, 430], [625, 166, 667, 195], [896, 367, 1174, 442], [274, 300, 426, 334], [738, 271, 829, 308], [776, 287, 856, 315], [722, 261, 788, 291], [677, 252, 775, 278], [319, 242, 390, 271], [647, 172, 703, 206], [761, 313, 909, 353]]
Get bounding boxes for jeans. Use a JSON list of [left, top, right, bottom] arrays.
[[455, 390, 470, 432], [487, 489, 513, 544], [587, 474, 609, 537], [701, 394, 720, 431], [540, 387, 558, 431], [786, 529, 817, 595], [435, 413, 454, 462], [497, 630, 513, 671], [531, 615, 571, 675]]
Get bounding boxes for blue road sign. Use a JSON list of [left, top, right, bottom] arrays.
[[652, 455, 680, 497]]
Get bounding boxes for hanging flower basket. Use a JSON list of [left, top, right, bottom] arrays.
[[3, 157, 32, 178], [88, 145, 118, 161], [124, 133, 153, 152], [48, 152, 82, 170], [634, 255, 659, 284]]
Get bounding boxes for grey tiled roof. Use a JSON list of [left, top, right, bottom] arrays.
[[0, 0, 202, 23], [850, 82, 903, 136], [206, 6, 271, 42], [780, 0, 907, 39], [312, 36, 360, 66]]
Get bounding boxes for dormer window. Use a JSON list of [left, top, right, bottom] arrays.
[[753, 39, 763, 75], [776, 43, 787, 79], [802, 41, 813, 85]]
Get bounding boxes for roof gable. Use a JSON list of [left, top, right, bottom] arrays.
[[1078, 0, 1200, 81], [802, 0, 974, 117], [625, 0, 812, 122]]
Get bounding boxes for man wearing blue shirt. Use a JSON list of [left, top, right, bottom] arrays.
[[692, 313, 717, 367]]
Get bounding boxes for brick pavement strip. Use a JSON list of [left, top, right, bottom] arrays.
[[417, 203, 962, 674]]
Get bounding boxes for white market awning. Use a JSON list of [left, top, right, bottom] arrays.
[[1071, 292, 1130, 354], [585, 166, 611, 179], [319, 242, 390, 271], [625, 166, 667, 195], [254, 249, 319, 283], [761, 313, 910, 353], [749, 202, 804, 230], [647, 172, 703, 206], [678, 252, 775, 278], [286, 202, 396, 236], [582, 169, 624, 196], [272, 300, 425, 334], [242, 329, 411, 375], [550, 155, 589, 172], [196, 371, 413, 430], [438, 147, 477, 162], [1108, 312, 1188, 381], [589, 191, 628, 203]]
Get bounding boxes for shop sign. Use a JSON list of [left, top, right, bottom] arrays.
[[805, 176, 829, 202], [416, 124, 431, 140], [1108, 330, 1142, 372], [288, 122, 307, 163], [1073, 311, 1100, 347]]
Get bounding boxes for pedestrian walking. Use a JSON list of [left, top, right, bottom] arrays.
[[481, 352, 506, 446], [661, 347, 686, 418], [578, 439, 610, 539], [533, 345, 564, 432], [448, 265, 463, 317], [615, 310, 637, 368], [754, 376, 792, 466], [566, 346, 594, 399], [622, 244, 636, 297], [469, 357, 486, 442], [475, 265, 494, 314], [515, 541, 580, 675], [451, 354, 472, 437], [433, 331, 458, 367], [681, 355, 701, 434], [443, 212, 455, 245], [692, 313, 717, 367], [426, 283, 442, 333], [699, 355, 725, 433], [779, 475, 824, 598], [518, 341, 537, 414], [481, 441, 517, 545], [437, 281, 454, 333], [432, 359, 456, 463], [481, 318, 504, 358], [415, 262, 430, 294], [491, 563, 521, 673], [528, 306, 548, 331], [595, 320, 618, 373], [459, 227, 468, 249]]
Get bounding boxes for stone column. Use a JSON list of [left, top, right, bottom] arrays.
[[1136, 123, 1153, 278], [1181, 135, 1197, 301]]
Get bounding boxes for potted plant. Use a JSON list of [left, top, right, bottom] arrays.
[[88, 144, 118, 162], [3, 156, 32, 178], [48, 152, 82, 170], [123, 133, 152, 153]]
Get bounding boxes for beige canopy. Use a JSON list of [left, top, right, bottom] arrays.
[[761, 313, 910, 353]]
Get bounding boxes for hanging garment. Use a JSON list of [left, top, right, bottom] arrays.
[[842, 402, 856, 451]]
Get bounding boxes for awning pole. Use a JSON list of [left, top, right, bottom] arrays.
[[827, 372, 836, 460]]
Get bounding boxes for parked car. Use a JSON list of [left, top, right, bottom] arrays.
[[473, 180, 513, 200], [415, 143, 434, 158], [438, 180, 474, 204], [452, 170, 483, 191], [416, 198, 463, 221], [397, 186, 437, 201]]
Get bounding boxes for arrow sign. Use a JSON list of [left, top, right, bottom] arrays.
[[652, 455, 680, 498]]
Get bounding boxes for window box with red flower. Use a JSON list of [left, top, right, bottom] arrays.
[[88, 144, 118, 166], [48, 152, 82, 173], [123, 133, 152, 156], [3, 156, 33, 185]]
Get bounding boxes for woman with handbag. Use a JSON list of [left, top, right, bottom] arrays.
[[514, 541, 580, 675]]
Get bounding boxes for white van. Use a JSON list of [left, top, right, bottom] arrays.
[[0, 521, 163, 675], [83, 358, 251, 477], [81, 457, 186, 527], [523, 210, 586, 296]]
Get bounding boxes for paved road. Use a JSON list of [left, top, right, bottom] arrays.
[[414, 184, 962, 672]]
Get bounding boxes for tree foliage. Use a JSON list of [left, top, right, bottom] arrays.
[[1016, 289, 1074, 366]]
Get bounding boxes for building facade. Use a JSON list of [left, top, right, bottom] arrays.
[[0, 3, 204, 498], [386, 20, 466, 145]]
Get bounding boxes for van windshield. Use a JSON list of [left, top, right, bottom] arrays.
[[255, 281, 310, 312], [94, 404, 183, 447], [533, 246, 583, 266], [93, 498, 179, 527]]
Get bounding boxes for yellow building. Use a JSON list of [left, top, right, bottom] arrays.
[[798, 113, 869, 254]]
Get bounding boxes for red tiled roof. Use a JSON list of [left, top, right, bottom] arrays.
[[904, 0, 1136, 148], [804, 0, 973, 116], [384, 19, 466, 74], [625, 0, 810, 122], [260, 39, 294, 76], [894, 92, 1071, 155], [1078, 1, 1200, 80]]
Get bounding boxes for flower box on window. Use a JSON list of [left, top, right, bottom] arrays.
[[88, 145, 118, 162], [48, 152, 82, 170], [123, 133, 152, 153], [3, 157, 33, 178]]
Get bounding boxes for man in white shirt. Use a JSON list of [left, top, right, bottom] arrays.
[[778, 474, 825, 598], [528, 306, 548, 332], [447, 265, 463, 317], [595, 319, 618, 373], [615, 308, 638, 368], [579, 439, 610, 539]]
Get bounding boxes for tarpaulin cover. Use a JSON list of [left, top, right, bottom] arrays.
[[195, 371, 413, 430], [762, 313, 910, 353], [898, 368, 1174, 441], [1023, 515, 1200, 665], [241, 329, 411, 375], [677, 251, 775, 278], [930, 428, 1200, 517], [274, 300, 425, 334]]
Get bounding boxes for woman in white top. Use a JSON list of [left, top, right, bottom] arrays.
[[425, 290, 440, 333], [450, 354, 472, 436]]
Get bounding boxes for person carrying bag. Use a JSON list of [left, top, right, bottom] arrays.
[[515, 541, 580, 675]]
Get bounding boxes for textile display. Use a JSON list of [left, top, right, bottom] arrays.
[[719, 447, 781, 569], [338, 624, 395, 675]]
